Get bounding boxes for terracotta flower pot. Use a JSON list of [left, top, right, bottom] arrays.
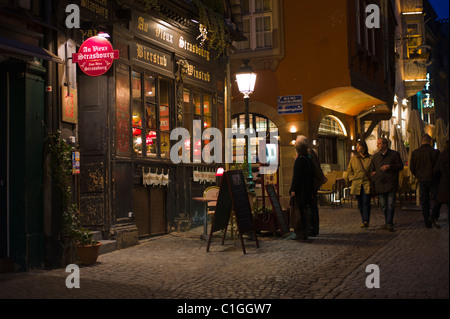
[[76, 242, 102, 265]]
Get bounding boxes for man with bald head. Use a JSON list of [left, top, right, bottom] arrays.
[[410, 134, 441, 228]]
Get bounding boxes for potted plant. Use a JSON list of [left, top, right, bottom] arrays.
[[47, 130, 102, 265], [63, 205, 102, 265]]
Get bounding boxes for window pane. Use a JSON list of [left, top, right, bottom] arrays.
[[131, 72, 143, 157], [204, 116, 212, 130], [183, 88, 192, 131], [255, 0, 271, 12], [264, 16, 271, 31], [160, 132, 170, 158], [160, 105, 170, 132], [133, 134, 143, 157], [131, 71, 141, 99], [256, 17, 263, 32], [264, 32, 272, 47], [144, 75, 155, 102], [203, 93, 211, 117], [146, 130, 157, 157], [146, 103, 157, 129], [255, 116, 267, 132], [193, 91, 201, 115], [255, 0, 263, 12], [232, 117, 238, 133], [243, 0, 249, 13], [160, 78, 169, 106]]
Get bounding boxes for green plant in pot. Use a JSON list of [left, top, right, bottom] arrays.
[[63, 205, 101, 265], [47, 130, 101, 265]]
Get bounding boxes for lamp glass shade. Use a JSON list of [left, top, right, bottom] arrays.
[[236, 72, 256, 96]]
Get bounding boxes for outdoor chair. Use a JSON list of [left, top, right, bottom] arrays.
[[318, 173, 338, 208]]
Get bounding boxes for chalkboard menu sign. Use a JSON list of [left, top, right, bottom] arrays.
[[265, 184, 290, 236], [207, 170, 259, 254]]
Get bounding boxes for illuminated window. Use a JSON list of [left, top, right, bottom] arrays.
[[182, 88, 216, 163], [406, 23, 423, 58], [231, 113, 277, 163], [131, 70, 173, 158], [318, 116, 346, 136]]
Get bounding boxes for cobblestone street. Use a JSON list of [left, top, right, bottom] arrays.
[[0, 203, 448, 303]]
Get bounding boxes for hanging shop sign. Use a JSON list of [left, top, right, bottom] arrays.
[[72, 35, 119, 76]]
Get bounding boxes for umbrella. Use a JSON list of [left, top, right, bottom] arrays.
[[390, 125, 408, 165], [433, 118, 447, 152], [407, 110, 425, 206]]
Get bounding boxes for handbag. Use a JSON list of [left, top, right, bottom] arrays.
[[357, 156, 377, 197]]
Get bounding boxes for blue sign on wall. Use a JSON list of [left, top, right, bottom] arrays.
[[277, 95, 303, 114]]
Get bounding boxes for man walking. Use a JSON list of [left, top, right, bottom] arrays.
[[369, 137, 403, 231], [410, 134, 441, 228]]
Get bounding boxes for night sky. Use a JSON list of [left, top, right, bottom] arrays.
[[428, 0, 449, 19]]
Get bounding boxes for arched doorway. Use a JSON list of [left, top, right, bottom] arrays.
[[317, 115, 348, 172]]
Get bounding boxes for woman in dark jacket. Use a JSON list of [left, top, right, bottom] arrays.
[[289, 141, 314, 239]]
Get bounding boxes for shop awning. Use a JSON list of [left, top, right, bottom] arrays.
[[0, 36, 62, 63], [309, 86, 391, 117]]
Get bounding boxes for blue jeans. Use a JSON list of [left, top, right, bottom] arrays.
[[356, 185, 371, 223], [419, 181, 441, 226], [378, 192, 396, 226]]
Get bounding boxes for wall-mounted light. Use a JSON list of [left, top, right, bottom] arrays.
[[290, 126, 297, 144], [97, 31, 110, 38], [402, 98, 408, 107]]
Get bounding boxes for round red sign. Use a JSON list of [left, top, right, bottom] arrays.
[[72, 36, 119, 77]]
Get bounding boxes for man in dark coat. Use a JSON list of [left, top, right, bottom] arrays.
[[289, 141, 314, 239], [295, 135, 326, 236], [410, 134, 442, 228], [369, 137, 403, 231]]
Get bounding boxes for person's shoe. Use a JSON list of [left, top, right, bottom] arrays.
[[387, 224, 394, 232], [360, 221, 369, 228], [431, 219, 441, 229], [289, 233, 298, 240]]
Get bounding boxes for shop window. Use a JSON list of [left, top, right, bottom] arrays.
[[131, 70, 173, 159], [182, 88, 216, 163]]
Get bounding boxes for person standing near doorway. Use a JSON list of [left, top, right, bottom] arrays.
[[369, 137, 403, 232], [295, 135, 326, 236], [346, 140, 373, 228], [410, 134, 441, 228]]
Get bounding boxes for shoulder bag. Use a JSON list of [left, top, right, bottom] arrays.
[[357, 156, 377, 197]]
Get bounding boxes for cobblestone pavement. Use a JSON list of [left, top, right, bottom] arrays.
[[0, 203, 448, 301]]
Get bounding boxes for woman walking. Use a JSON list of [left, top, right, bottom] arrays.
[[346, 140, 373, 228]]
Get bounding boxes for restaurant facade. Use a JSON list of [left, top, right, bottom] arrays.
[[74, 2, 229, 247], [1, 0, 239, 270]]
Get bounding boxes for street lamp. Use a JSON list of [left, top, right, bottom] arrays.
[[236, 59, 257, 190]]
